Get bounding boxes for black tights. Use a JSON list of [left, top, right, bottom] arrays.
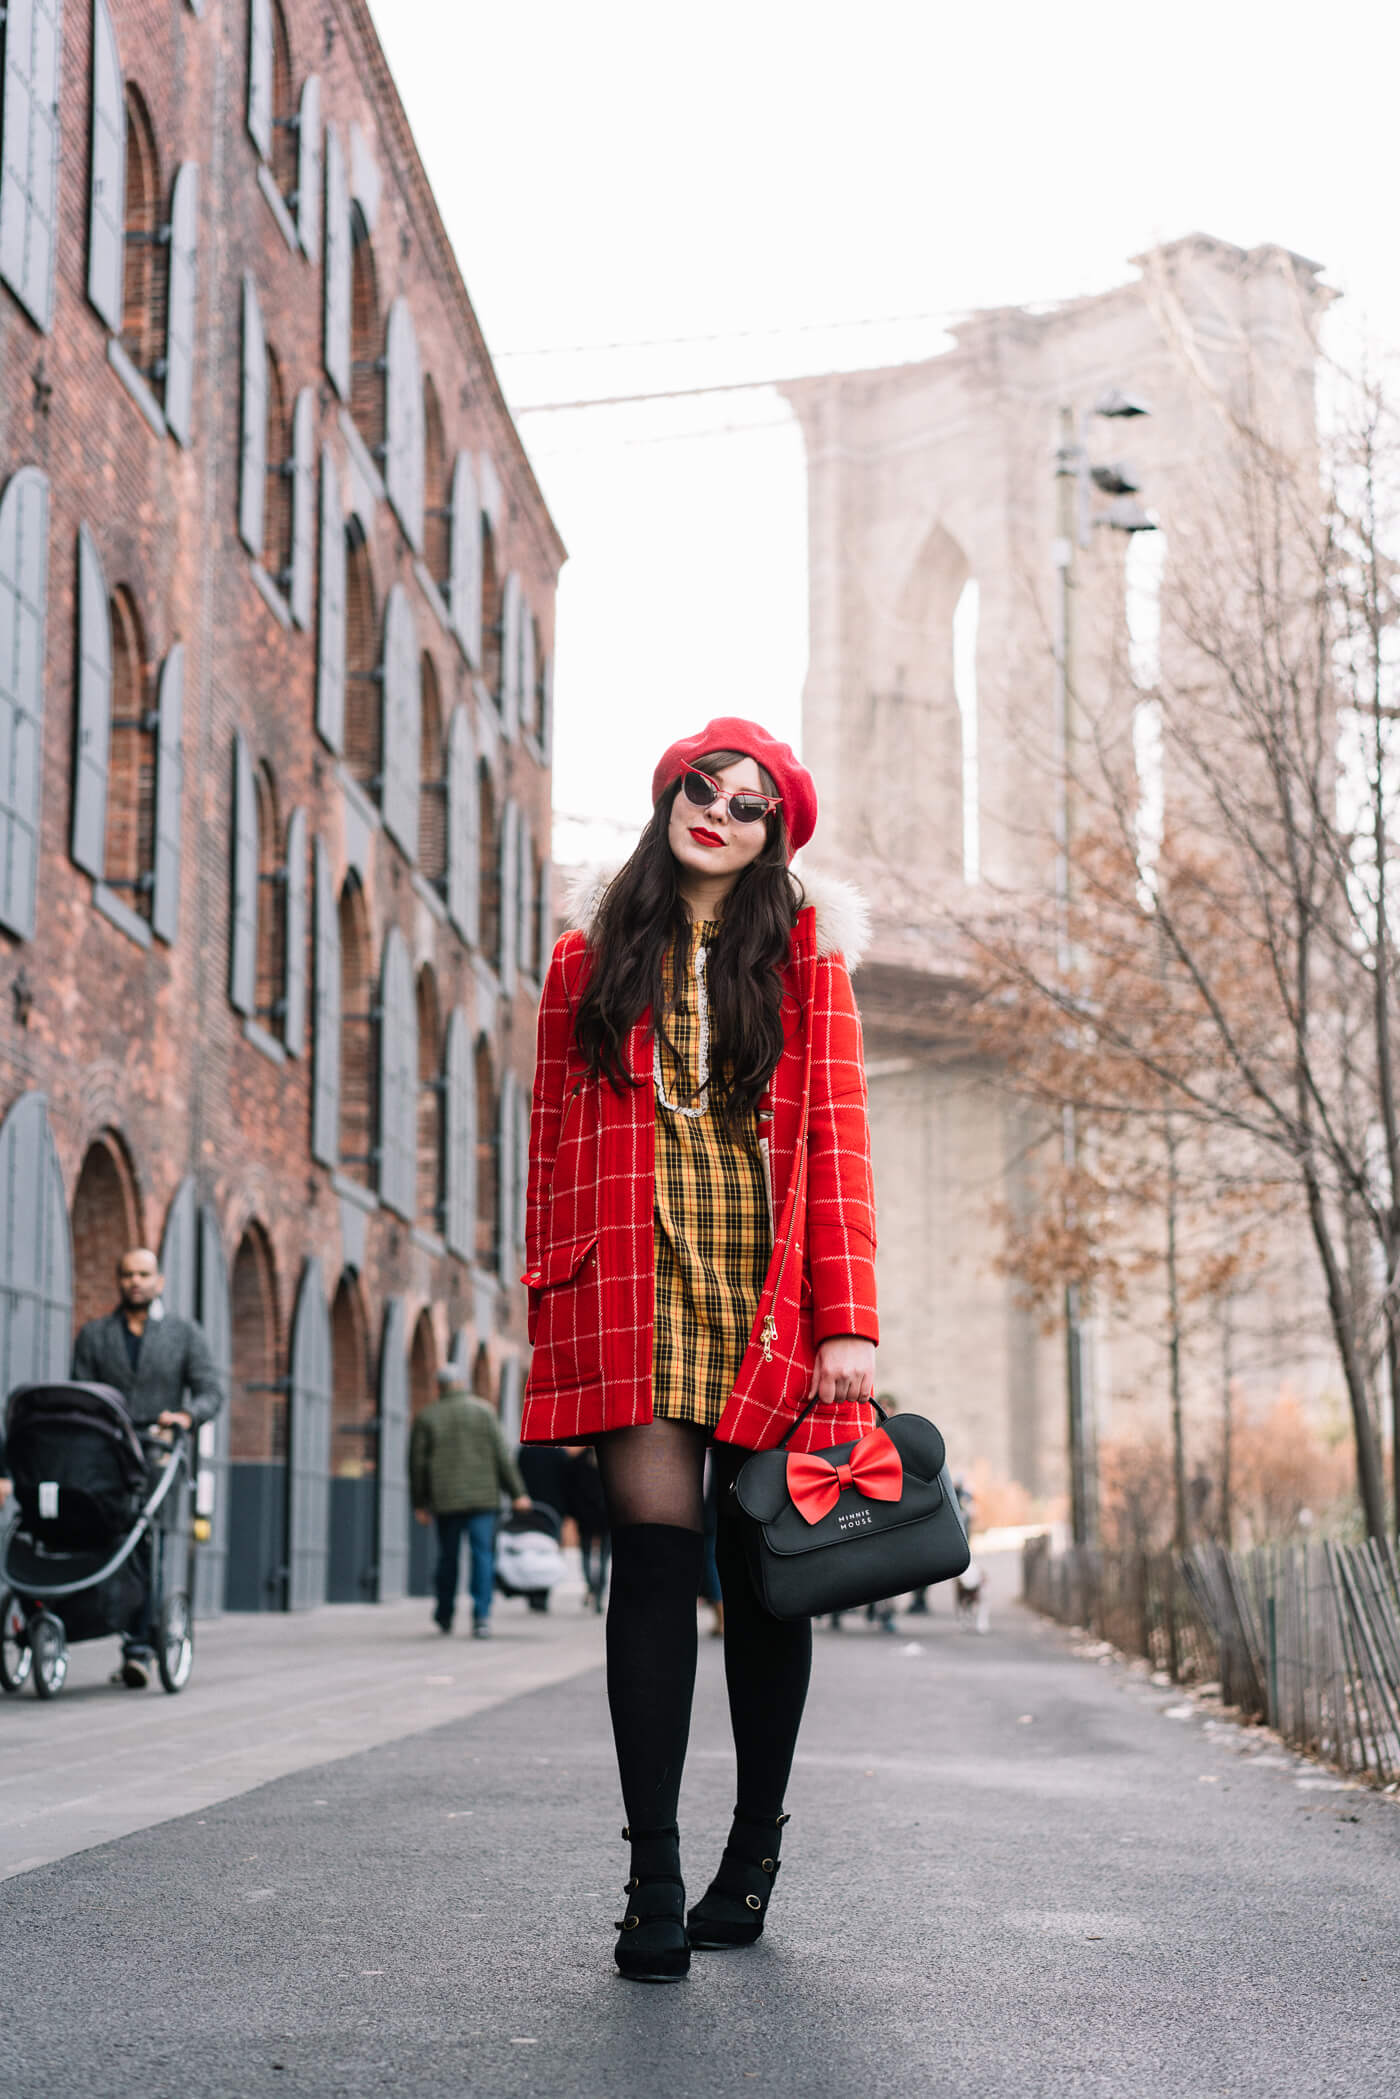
[[599, 1419, 812, 1832]]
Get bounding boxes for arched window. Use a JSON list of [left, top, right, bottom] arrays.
[[269, 1, 297, 201], [253, 762, 283, 1025], [121, 86, 164, 381], [349, 207, 382, 459], [416, 965, 443, 1235], [70, 1130, 143, 1333], [471, 1339, 493, 1403], [229, 1222, 281, 1463], [330, 1272, 373, 1479], [409, 1308, 437, 1418], [263, 345, 294, 591], [337, 875, 374, 1187], [419, 654, 446, 887], [480, 517, 501, 703], [478, 760, 499, 963], [343, 525, 378, 795], [422, 377, 449, 591], [474, 1033, 497, 1270], [105, 588, 156, 920]]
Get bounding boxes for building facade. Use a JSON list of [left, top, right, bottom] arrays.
[[0, 0, 563, 1611], [784, 237, 1333, 1503]]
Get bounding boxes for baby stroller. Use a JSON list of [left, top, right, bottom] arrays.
[[0, 1381, 195, 1698], [495, 1501, 566, 1615]]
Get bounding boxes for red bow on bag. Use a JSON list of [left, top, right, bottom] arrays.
[[785, 1428, 903, 1526]]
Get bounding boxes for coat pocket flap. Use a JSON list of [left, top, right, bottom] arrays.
[[531, 1234, 598, 1287]]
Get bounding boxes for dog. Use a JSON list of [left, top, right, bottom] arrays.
[[953, 1558, 991, 1634]]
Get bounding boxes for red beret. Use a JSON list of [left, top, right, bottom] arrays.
[[651, 716, 817, 857]]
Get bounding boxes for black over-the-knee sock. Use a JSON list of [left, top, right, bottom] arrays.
[[605, 1523, 704, 1830], [715, 1475, 813, 1819]]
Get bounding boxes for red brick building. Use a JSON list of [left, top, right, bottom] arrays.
[[0, 0, 563, 1611]]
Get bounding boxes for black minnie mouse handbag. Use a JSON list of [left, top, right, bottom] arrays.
[[730, 1394, 971, 1621]]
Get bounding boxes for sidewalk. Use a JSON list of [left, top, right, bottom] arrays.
[[0, 1572, 604, 1880], [2, 1563, 1397, 2099]]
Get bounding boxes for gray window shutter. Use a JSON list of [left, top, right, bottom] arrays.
[[322, 122, 350, 399], [498, 796, 519, 994], [296, 74, 321, 257], [377, 925, 414, 1219], [539, 652, 553, 762], [514, 1087, 530, 1263], [164, 162, 199, 447], [376, 1296, 409, 1602], [193, 1202, 232, 1619], [247, 0, 272, 161], [537, 856, 553, 980], [87, 0, 125, 331], [383, 298, 424, 553], [445, 702, 478, 946], [159, 1174, 197, 1322], [499, 570, 521, 740], [311, 836, 340, 1166], [0, 467, 50, 941], [315, 449, 345, 752], [239, 274, 266, 557], [72, 523, 111, 879], [151, 642, 184, 944], [229, 730, 257, 1014], [448, 451, 482, 668], [287, 1256, 332, 1610], [0, 1093, 73, 1390], [288, 387, 315, 628], [443, 1006, 475, 1261], [380, 584, 419, 860], [283, 804, 307, 1056], [519, 600, 536, 741], [0, 0, 63, 332], [497, 1069, 518, 1271], [516, 814, 535, 986]]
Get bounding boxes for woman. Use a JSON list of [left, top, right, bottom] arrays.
[[521, 716, 877, 1982]]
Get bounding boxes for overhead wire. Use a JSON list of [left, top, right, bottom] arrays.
[[492, 305, 960, 362]]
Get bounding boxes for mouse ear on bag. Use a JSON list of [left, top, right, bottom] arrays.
[[729, 1397, 971, 1621]]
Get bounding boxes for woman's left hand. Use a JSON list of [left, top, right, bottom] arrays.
[[808, 1335, 877, 1407]]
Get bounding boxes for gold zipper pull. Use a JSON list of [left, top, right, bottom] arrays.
[[760, 1314, 777, 1363]]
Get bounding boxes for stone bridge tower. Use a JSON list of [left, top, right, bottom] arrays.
[[782, 235, 1331, 1501]]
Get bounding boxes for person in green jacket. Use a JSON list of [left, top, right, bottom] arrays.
[[410, 1365, 530, 1637]]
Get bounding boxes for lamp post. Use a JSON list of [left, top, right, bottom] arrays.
[[1052, 390, 1158, 1551]]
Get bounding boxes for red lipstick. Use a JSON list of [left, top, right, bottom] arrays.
[[689, 826, 724, 847]]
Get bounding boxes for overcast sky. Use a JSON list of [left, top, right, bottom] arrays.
[[366, 0, 1400, 865]]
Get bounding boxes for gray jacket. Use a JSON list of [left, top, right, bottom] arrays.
[[71, 1309, 224, 1430]]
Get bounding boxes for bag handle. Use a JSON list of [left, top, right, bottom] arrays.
[[775, 1388, 888, 1453]]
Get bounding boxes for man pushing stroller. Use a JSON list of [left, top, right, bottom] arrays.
[[71, 1247, 223, 1686]]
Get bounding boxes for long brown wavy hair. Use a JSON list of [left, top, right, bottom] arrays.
[[573, 751, 803, 1121]]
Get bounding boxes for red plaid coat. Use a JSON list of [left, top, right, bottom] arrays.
[[521, 877, 879, 1454]]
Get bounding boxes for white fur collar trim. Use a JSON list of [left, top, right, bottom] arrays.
[[561, 864, 870, 971]]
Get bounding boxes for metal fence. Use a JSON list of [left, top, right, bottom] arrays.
[[1022, 1532, 1400, 1786]]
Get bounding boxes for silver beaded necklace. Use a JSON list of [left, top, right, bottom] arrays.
[[653, 941, 710, 1117]]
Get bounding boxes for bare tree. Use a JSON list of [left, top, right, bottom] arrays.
[[945, 365, 1400, 1543]]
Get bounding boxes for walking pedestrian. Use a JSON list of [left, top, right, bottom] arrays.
[[71, 1246, 224, 1687], [521, 718, 878, 1982], [409, 1365, 530, 1638], [565, 1445, 610, 1613]]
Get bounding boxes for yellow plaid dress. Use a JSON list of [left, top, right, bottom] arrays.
[[652, 920, 773, 1429]]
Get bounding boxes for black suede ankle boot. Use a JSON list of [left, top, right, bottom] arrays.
[[687, 1809, 790, 1949], [614, 1823, 690, 1982]]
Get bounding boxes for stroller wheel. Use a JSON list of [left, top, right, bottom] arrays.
[[157, 1591, 193, 1693], [0, 1590, 32, 1693], [30, 1611, 67, 1699]]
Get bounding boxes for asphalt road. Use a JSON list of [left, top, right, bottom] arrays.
[[2, 1580, 1396, 2099]]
